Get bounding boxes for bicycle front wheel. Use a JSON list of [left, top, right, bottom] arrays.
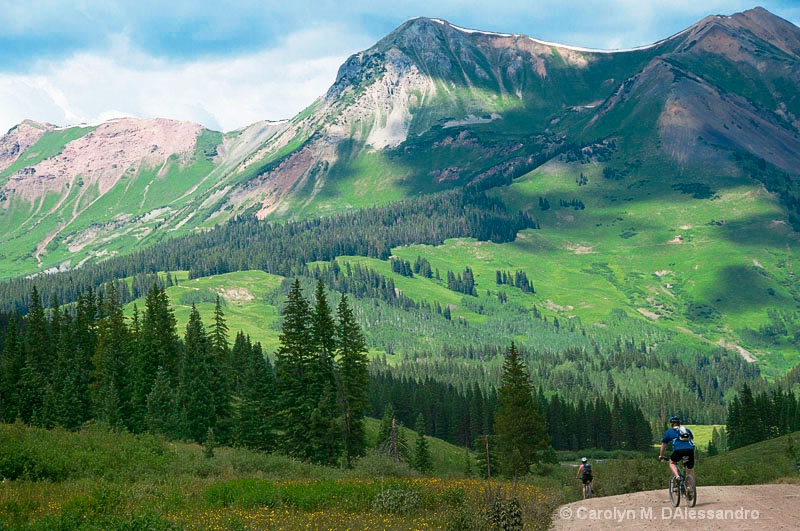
[[684, 475, 696, 507], [669, 477, 681, 507]]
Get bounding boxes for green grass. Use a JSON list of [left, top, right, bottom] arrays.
[[0, 421, 562, 530], [686, 424, 724, 451], [492, 159, 800, 377]]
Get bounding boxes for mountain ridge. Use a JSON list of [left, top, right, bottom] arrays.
[[1, 7, 799, 374]]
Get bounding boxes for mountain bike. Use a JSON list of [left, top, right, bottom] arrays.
[[660, 455, 696, 507], [578, 478, 593, 499]]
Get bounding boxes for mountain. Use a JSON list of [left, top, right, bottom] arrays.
[[1, 7, 799, 374]]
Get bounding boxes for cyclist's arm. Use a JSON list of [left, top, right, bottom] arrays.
[[658, 441, 668, 459], [576, 464, 583, 478]]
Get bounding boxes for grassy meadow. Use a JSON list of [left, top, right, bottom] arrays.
[[0, 422, 563, 530], [2, 420, 797, 529]]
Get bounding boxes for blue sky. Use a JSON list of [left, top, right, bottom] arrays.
[[1, 1, 798, 133]]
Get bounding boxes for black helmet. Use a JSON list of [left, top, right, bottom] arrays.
[[669, 416, 681, 424]]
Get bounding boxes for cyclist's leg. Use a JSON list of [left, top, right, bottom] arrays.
[[685, 450, 696, 482], [668, 454, 680, 479]]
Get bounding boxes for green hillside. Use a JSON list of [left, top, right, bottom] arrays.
[[0, 421, 561, 530]]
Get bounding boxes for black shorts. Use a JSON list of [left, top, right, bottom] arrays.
[[670, 448, 695, 469], [582, 475, 593, 484]]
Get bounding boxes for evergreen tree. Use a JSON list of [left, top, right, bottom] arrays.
[[209, 296, 232, 443], [234, 334, 275, 450], [493, 342, 549, 478], [146, 366, 178, 438], [178, 305, 215, 442], [308, 280, 340, 465], [0, 316, 23, 422], [52, 309, 90, 429], [412, 413, 433, 474], [336, 294, 369, 467], [274, 279, 315, 459], [92, 283, 130, 429], [18, 287, 49, 425], [132, 285, 180, 432]]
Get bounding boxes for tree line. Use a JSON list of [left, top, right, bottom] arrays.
[[725, 382, 800, 451], [369, 368, 653, 452], [0, 280, 371, 467], [0, 188, 536, 314]]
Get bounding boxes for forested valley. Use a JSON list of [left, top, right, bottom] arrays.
[[0, 186, 794, 460]]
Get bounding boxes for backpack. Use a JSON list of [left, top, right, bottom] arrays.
[[677, 426, 694, 446], [582, 463, 592, 479]]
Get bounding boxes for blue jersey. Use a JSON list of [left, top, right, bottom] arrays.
[[662, 427, 694, 451]]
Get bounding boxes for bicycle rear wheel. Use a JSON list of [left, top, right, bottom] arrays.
[[586, 483, 592, 499], [684, 475, 696, 507], [669, 476, 681, 507]]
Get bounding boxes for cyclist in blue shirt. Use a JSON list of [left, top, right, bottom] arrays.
[[658, 416, 695, 483]]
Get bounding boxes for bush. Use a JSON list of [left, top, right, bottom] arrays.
[[372, 484, 423, 515]]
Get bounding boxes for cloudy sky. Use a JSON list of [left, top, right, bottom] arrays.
[[1, 1, 798, 134]]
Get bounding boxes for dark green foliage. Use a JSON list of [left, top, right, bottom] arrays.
[[671, 182, 716, 199], [18, 287, 49, 425], [0, 315, 22, 422], [391, 258, 414, 277], [309, 280, 340, 465], [232, 333, 275, 451], [0, 189, 535, 314], [132, 285, 181, 433], [447, 266, 477, 296], [145, 367, 179, 438], [275, 279, 316, 459], [412, 413, 433, 474], [209, 296, 232, 443], [495, 270, 534, 293], [336, 294, 370, 467], [92, 283, 130, 429], [178, 305, 216, 442], [726, 383, 800, 450], [493, 342, 549, 478]]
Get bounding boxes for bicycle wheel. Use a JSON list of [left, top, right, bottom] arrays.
[[586, 483, 592, 499], [684, 475, 696, 507], [669, 476, 681, 507]]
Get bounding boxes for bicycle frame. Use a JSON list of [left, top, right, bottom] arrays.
[[663, 455, 696, 508]]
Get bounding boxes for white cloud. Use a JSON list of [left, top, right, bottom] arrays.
[[1, 1, 797, 135], [0, 24, 371, 133]]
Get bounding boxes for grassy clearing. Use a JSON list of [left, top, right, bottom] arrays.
[[0, 422, 563, 530]]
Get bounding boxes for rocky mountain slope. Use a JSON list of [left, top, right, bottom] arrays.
[[0, 6, 798, 279]]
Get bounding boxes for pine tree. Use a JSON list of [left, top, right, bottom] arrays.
[[412, 413, 433, 474], [274, 279, 315, 459], [92, 283, 131, 429], [146, 366, 178, 438], [209, 296, 232, 443], [178, 305, 216, 442], [308, 280, 341, 465], [336, 294, 369, 468], [234, 334, 275, 451], [132, 285, 180, 432], [18, 286, 49, 425], [0, 315, 23, 422], [52, 309, 90, 429], [493, 342, 549, 478]]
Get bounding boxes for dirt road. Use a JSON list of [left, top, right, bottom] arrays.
[[551, 484, 800, 530]]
